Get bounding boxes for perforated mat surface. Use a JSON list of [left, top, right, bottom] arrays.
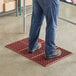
[[5, 38, 72, 67]]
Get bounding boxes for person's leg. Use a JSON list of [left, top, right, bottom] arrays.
[[29, 0, 44, 52], [42, 0, 59, 57]]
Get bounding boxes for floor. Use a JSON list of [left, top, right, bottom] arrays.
[[0, 2, 76, 76]]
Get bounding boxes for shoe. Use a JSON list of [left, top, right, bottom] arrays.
[[45, 49, 62, 60], [28, 43, 42, 53]]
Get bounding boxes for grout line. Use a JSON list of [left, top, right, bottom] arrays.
[[59, 17, 76, 25]]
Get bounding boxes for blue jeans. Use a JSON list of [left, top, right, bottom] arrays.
[[29, 0, 59, 57]]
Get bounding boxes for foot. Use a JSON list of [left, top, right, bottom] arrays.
[[45, 49, 62, 60], [28, 43, 42, 53]]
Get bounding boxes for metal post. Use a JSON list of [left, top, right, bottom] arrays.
[[16, 0, 18, 16], [23, 0, 26, 33], [20, 0, 21, 15]]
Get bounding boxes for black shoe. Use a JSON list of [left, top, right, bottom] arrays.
[[28, 43, 42, 53], [45, 49, 62, 60]]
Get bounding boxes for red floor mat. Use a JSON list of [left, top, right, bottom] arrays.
[[5, 38, 72, 67]]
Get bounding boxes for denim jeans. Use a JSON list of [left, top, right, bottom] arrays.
[[29, 0, 59, 57]]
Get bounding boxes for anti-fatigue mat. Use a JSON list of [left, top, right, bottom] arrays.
[[5, 38, 72, 67]]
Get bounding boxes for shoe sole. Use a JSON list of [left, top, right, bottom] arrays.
[[45, 49, 62, 60], [28, 43, 42, 53]]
